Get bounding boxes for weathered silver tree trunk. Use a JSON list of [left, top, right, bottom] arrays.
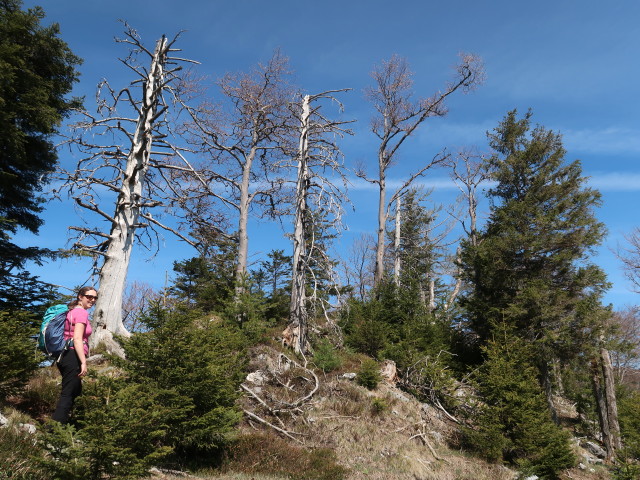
[[59, 29, 198, 356], [600, 347, 622, 451], [288, 95, 311, 354], [282, 90, 352, 353], [393, 196, 401, 286], [235, 144, 257, 296], [90, 36, 169, 353]]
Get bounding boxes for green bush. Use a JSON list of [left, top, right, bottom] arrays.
[[313, 339, 342, 373], [370, 397, 388, 416], [464, 329, 575, 478], [618, 386, 640, 460], [0, 310, 40, 399], [121, 306, 246, 457], [356, 358, 381, 390]]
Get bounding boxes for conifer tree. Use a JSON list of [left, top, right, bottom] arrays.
[[0, 0, 81, 310], [460, 110, 608, 370], [466, 325, 575, 477]]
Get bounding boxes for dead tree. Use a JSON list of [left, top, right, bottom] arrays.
[[388, 187, 452, 310], [341, 233, 376, 301], [443, 149, 491, 311], [617, 227, 640, 293], [283, 90, 353, 354], [58, 27, 198, 354], [393, 195, 402, 286], [360, 53, 484, 286], [591, 346, 622, 462], [179, 51, 295, 300]]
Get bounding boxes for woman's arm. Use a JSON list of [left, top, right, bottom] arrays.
[[73, 321, 87, 377]]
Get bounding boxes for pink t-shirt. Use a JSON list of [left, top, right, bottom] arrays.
[[64, 308, 92, 356]]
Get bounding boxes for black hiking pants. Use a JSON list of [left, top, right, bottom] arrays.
[[52, 349, 82, 424]]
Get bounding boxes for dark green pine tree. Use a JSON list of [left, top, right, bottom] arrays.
[[460, 110, 609, 367], [0, 0, 82, 310], [466, 325, 575, 478], [170, 238, 237, 313]]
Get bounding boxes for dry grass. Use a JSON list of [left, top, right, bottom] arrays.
[[238, 345, 519, 480]]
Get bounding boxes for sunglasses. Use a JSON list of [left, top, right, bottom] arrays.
[[84, 294, 98, 301]]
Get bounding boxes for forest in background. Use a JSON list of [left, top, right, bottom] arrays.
[[2, 1, 640, 479]]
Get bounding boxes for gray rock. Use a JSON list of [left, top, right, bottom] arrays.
[[19, 423, 36, 435], [341, 372, 357, 380], [583, 440, 606, 459], [246, 370, 267, 385]]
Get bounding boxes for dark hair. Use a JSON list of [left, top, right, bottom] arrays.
[[68, 286, 98, 309]]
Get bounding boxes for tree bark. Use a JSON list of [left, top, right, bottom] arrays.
[[600, 347, 622, 451], [393, 196, 401, 286], [288, 95, 310, 354], [91, 36, 169, 354], [374, 167, 387, 286]]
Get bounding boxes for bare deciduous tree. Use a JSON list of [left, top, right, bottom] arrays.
[[122, 280, 159, 333], [58, 27, 198, 354], [607, 307, 640, 384], [617, 227, 640, 292], [341, 233, 376, 301], [180, 51, 295, 300], [443, 148, 491, 311], [359, 53, 484, 286]]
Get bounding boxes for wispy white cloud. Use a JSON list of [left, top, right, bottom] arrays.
[[586, 172, 640, 192], [563, 127, 640, 155]]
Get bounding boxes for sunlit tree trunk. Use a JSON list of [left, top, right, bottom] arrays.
[[289, 95, 310, 353], [393, 196, 401, 286], [91, 36, 169, 353]]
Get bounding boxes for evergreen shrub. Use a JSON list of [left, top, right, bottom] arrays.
[[313, 339, 342, 373], [357, 358, 381, 390], [0, 311, 40, 398], [370, 397, 388, 416], [464, 328, 575, 478]]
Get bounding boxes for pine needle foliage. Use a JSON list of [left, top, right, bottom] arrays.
[[120, 305, 246, 457], [0, 310, 39, 398], [465, 324, 575, 478], [39, 305, 246, 478]]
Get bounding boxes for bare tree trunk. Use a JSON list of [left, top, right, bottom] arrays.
[[428, 279, 436, 313], [374, 171, 387, 286], [393, 196, 401, 286], [288, 95, 310, 354], [600, 347, 622, 451], [591, 359, 614, 462], [91, 36, 168, 354], [235, 145, 256, 297]]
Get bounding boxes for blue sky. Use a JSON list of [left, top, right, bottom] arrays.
[[19, 0, 640, 308]]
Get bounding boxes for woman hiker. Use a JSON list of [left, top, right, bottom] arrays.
[[51, 286, 97, 424]]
